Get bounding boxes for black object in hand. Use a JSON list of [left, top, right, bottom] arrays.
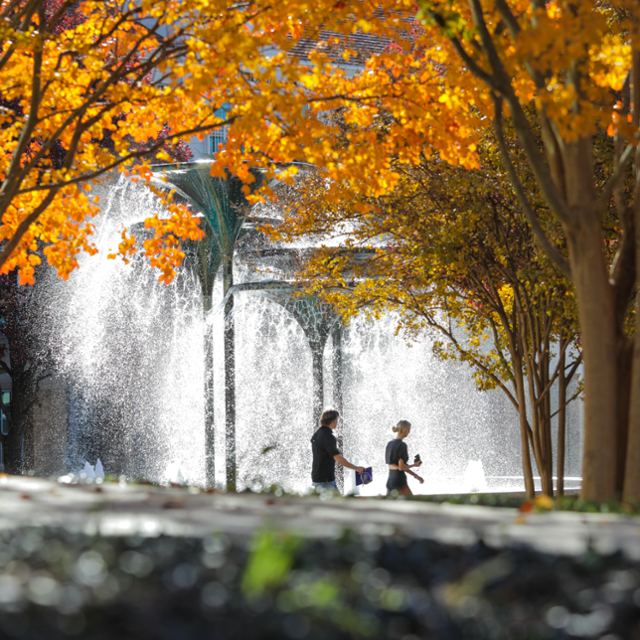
[[414, 454, 421, 464]]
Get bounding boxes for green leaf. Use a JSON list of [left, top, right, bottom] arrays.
[[241, 530, 300, 597]]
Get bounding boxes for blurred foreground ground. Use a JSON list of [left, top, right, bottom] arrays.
[[0, 475, 637, 557], [1, 475, 640, 639]]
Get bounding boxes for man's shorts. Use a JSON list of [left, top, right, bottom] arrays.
[[312, 480, 338, 492]]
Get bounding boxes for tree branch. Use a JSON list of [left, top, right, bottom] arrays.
[[493, 95, 572, 279], [5, 24, 188, 190], [7, 116, 235, 198], [565, 352, 583, 384], [466, 0, 576, 228], [597, 143, 635, 215], [0, 189, 58, 270], [424, 7, 498, 89], [550, 389, 581, 419], [1, 3, 45, 201], [420, 310, 521, 409], [494, 0, 520, 38], [536, 335, 577, 402]]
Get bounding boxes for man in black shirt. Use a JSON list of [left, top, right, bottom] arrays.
[[311, 409, 365, 493]]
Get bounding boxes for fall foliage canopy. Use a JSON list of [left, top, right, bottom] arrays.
[[4, 0, 640, 500], [200, 0, 640, 501]]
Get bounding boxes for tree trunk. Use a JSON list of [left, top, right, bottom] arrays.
[[311, 344, 324, 428], [539, 351, 554, 497], [223, 257, 236, 490], [4, 411, 24, 474], [625, 312, 640, 500], [514, 361, 536, 498], [203, 294, 215, 487], [616, 339, 633, 495], [623, 50, 640, 503], [557, 341, 566, 497], [521, 324, 551, 496], [531, 406, 553, 497], [332, 324, 344, 494], [568, 226, 619, 501], [4, 359, 32, 474], [625, 172, 640, 499]]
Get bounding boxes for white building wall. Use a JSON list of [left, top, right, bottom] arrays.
[[188, 135, 210, 159]]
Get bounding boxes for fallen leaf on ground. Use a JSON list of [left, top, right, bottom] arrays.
[[163, 499, 185, 509]]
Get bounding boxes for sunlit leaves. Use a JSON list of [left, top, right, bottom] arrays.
[[2, 0, 637, 288], [270, 120, 580, 404]]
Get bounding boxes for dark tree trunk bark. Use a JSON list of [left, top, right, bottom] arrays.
[[539, 349, 554, 497], [4, 357, 33, 474], [616, 338, 633, 495], [4, 410, 25, 474], [626, 184, 640, 500], [521, 323, 551, 496], [623, 51, 640, 502]]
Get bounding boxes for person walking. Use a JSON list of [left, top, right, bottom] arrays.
[[385, 419, 423, 496], [311, 409, 365, 493]]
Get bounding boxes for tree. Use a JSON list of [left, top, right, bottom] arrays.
[[200, 0, 639, 501], [407, 0, 640, 503], [272, 126, 583, 497], [0, 0, 423, 286], [5, 0, 638, 499], [0, 269, 53, 472], [136, 126, 195, 166], [0, 0, 244, 284]]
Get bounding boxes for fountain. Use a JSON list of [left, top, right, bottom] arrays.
[[149, 163, 261, 487], [50, 176, 208, 486], [34, 168, 583, 494], [230, 281, 340, 424], [463, 460, 488, 493]]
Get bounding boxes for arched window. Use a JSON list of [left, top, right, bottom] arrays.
[[210, 107, 229, 154]]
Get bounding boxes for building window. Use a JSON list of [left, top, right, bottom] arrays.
[[1, 391, 11, 436], [210, 108, 229, 154]]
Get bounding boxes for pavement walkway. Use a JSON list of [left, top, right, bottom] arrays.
[[1, 475, 639, 558]]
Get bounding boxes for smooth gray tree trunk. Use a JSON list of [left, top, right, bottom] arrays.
[[223, 257, 236, 489], [204, 295, 215, 487]]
